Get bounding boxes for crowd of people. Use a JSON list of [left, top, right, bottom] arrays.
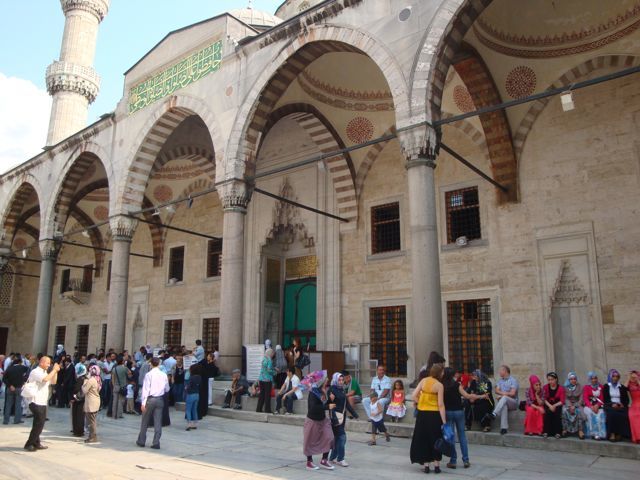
[[0, 341, 222, 451], [1, 345, 639, 472]]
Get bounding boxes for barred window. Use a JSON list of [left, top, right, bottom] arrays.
[[0, 265, 14, 307], [202, 317, 220, 353], [106, 261, 112, 291], [206, 239, 222, 278], [371, 202, 401, 254], [100, 323, 107, 352], [82, 264, 93, 293], [447, 299, 493, 375], [54, 325, 66, 348], [168, 246, 185, 282], [369, 305, 407, 377], [164, 319, 182, 350], [60, 268, 71, 293], [446, 187, 481, 244], [76, 324, 89, 356]]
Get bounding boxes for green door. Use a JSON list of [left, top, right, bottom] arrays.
[[283, 279, 317, 349]]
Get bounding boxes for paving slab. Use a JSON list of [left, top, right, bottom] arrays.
[[0, 406, 638, 480]]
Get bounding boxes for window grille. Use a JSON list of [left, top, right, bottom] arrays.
[[202, 317, 220, 353], [76, 324, 89, 356], [369, 305, 407, 376], [164, 319, 182, 350], [371, 202, 401, 254], [169, 246, 185, 282], [206, 239, 222, 278], [100, 324, 107, 351], [447, 299, 493, 374], [54, 325, 66, 349], [445, 187, 481, 244], [0, 265, 14, 307]]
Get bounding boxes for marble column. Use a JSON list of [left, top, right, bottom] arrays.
[[217, 180, 252, 373], [105, 215, 137, 352], [32, 239, 60, 355], [401, 128, 443, 376]]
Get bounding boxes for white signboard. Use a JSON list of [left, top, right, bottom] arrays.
[[245, 344, 265, 382], [183, 354, 196, 370]]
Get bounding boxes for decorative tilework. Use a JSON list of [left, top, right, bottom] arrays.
[[153, 184, 173, 203], [93, 205, 108, 220], [505, 66, 537, 99], [128, 41, 222, 114], [346, 116, 374, 144], [453, 85, 475, 113]]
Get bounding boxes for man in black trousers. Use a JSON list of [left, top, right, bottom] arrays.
[[24, 356, 60, 452]]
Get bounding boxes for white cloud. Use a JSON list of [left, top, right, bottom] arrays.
[[0, 72, 51, 174]]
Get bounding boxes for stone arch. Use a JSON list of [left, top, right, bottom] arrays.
[[119, 95, 223, 214], [223, 24, 411, 182], [512, 55, 640, 160], [264, 103, 357, 223], [153, 145, 215, 181], [409, 0, 492, 124], [0, 180, 43, 249], [354, 126, 395, 198], [43, 141, 112, 238]]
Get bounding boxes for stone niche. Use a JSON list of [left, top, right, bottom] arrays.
[[536, 222, 606, 377]]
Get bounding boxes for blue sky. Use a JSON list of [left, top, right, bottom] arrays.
[[0, 0, 282, 171]]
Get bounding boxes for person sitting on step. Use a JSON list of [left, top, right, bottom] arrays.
[[222, 369, 249, 410]]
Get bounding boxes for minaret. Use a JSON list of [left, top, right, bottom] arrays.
[[45, 0, 110, 146]]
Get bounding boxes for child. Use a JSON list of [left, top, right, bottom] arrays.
[[125, 381, 136, 414], [386, 380, 407, 422], [368, 391, 390, 445]]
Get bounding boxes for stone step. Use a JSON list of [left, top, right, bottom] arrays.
[[200, 405, 640, 461]]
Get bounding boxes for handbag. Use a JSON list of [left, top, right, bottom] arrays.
[[434, 437, 454, 457], [21, 381, 38, 399]]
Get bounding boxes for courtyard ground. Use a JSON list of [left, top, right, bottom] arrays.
[[0, 406, 638, 479]]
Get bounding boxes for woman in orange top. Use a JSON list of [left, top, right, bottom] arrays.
[[410, 364, 447, 474]]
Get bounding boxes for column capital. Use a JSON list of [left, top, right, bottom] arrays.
[[39, 239, 61, 260], [109, 215, 138, 242], [61, 0, 110, 22], [398, 125, 441, 167], [217, 179, 252, 213]]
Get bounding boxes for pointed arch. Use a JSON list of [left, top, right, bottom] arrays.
[[223, 25, 410, 182], [1, 180, 42, 248], [263, 103, 357, 223], [513, 55, 640, 160], [118, 95, 223, 214]]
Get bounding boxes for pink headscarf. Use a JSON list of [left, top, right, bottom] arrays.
[[528, 375, 541, 402]]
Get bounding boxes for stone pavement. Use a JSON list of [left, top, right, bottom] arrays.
[[0, 406, 638, 480]]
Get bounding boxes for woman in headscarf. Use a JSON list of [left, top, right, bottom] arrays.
[[256, 348, 275, 413], [70, 364, 87, 437], [627, 370, 640, 443], [328, 372, 349, 467], [274, 345, 288, 389], [562, 372, 585, 439], [464, 369, 494, 432], [82, 365, 102, 443], [603, 369, 630, 442], [582, 371, 606, 440], [543, 372, 565, 438], [524, 375, 545, 436], [302, 371, 335, 470]]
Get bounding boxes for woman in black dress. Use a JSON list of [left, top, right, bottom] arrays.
[[198, 353, 219, 419], [603, 368, 631, 442], [543, 372, 565, 438], [70, 364, 87, 437]]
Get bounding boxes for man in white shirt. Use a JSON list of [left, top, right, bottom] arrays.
[[24, 356, 60, 451], [194, 340, 205, 363], [362, 365, 392, 420], [136, 357, 169, 449], [275, 367, 302, 414]]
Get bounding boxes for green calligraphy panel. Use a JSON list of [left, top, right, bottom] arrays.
[[128, 40, 222, 114]]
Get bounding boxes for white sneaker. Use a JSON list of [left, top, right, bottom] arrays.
[[337, 460, 349, 467], [319, 459, 335, 470]]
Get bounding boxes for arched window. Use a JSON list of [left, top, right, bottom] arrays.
[[0, 265, 15, 308]]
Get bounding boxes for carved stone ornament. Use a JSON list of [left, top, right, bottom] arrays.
[[551, 259, 588, 306], [398, 126, 441, 167], [109, 215, 138, 241], [265, 177, 314, 249], [39, 239, 61, 260], [218, 180, 252, 212], [61, 0, 110, 21], [46, 61, 101, 103]]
